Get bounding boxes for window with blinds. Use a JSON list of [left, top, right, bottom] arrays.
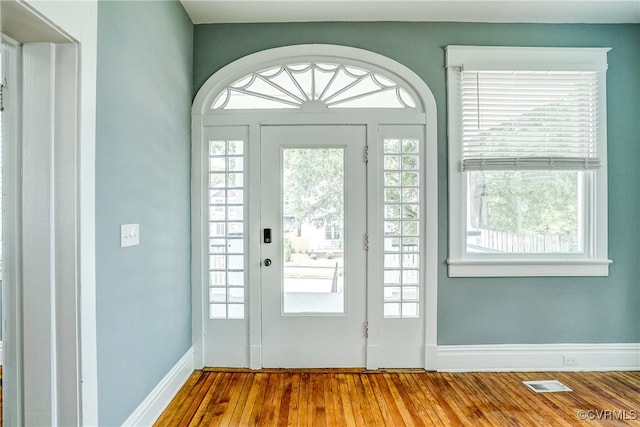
[[446, 46, 611, 277], [459, 70, 600, 172]]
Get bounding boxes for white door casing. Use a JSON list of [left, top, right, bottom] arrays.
[[1, 1, 99, 424], [0, 34, 23, 426], [192, 44, 438, 370]]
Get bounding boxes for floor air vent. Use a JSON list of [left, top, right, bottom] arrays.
[[523, 380, 572, 393]]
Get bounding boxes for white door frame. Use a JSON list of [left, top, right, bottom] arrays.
[[1, 33, 23, 426], [192, 44, 438, 370], [1, 1, 99, 425]]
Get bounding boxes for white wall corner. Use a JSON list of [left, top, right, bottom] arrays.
[[437, 344, 640, 372], [122, 347, 195, 427]]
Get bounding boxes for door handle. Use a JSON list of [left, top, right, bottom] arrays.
[[263, 258, 272, 267]]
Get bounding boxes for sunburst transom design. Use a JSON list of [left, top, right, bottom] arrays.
[[211, 62, 417, 110]]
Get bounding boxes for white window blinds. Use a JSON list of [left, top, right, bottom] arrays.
[[458, 70, 601, 172]]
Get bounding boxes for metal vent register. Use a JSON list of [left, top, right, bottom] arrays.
[[523, 380, 572, 393]]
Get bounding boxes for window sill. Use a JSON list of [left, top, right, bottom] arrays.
[[447, 258, 612, 278]]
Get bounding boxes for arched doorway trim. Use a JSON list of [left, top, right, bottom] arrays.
[[192, 44, 438, 370]]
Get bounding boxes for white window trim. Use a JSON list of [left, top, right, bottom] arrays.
[[446, 46, 612, 277]]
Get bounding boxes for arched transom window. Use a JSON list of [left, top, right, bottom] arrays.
[[211, 62, 418, 110]]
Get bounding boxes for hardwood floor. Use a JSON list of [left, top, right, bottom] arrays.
[[155, 369, 640, 426]]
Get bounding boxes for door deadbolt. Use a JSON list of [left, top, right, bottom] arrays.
[[263, 258, 272, 267]]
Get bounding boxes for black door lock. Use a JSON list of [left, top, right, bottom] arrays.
[[264, 228, 272, 244]]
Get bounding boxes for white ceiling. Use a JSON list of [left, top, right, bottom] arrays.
[[180, 0, 640, 24]]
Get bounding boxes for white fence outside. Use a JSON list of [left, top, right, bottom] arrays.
[[467, 229, 579, 254]]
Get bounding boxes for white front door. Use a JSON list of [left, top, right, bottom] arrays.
[[260, 125, 367, 368]]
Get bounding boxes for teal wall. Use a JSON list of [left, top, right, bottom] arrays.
[[96, 2, 193, 425], [194, 22, 640, 345]]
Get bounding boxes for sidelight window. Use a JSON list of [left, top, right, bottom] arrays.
[[208, 138, 246, 319]]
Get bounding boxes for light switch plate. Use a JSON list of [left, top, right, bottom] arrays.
[[121, 224, 140, 247]]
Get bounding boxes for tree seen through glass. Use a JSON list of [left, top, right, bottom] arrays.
[[467, 170, 582, 254], [282, 148, 345, 314]]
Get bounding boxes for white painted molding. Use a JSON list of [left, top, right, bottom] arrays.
[[425, 344, 438, 371], [438, 344, 640, 372], [250, 345, 262, 370], [122, 347, 195, 427], [19, 2, 100, 425], [0, 341, 3, 365], [366, 344, 379, 371], [445, 45, 611, 72]]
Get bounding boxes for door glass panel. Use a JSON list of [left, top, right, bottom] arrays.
[[282, 148, 345, 314]]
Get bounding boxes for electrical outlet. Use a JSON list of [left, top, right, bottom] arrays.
[[563, 355, 578, 366]]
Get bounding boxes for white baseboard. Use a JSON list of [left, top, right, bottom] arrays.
[[437, 343, 640, 372], [122, 347, 194, 427]]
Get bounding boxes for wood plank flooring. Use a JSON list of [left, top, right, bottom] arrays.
[[155, 369, 640, 426]]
